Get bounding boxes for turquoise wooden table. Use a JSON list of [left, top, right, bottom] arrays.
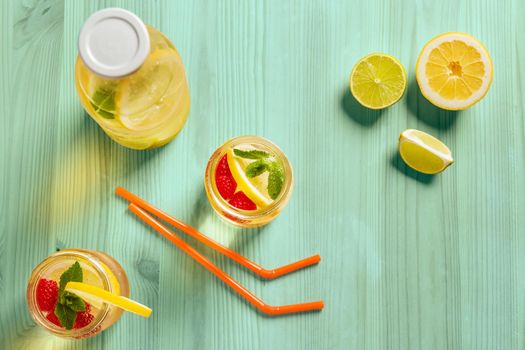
[[1, 0, 524, 349]]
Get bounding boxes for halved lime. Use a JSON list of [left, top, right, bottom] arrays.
[[350, 53, 407, 109]]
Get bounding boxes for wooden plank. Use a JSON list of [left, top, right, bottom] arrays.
[[1, 0, 65, 348]]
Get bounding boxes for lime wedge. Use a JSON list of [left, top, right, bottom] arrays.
[[65, 282, 152, 318]]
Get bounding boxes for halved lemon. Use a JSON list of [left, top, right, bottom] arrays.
[[65, 282, 152, 318], [399, 129, 453, 174], [226, 149, 272, 209], [416, 32, 493, 110], [350, 53, 407, 109]]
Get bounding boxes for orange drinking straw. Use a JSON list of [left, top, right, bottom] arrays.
[[115, 187, 320, 279], [128, 203, 324, 315]]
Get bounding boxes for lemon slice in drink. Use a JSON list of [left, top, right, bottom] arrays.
[[77, 262, 121, 310], [65, 282, 152, 318], [48, 258, 121, 306], [350, 53, 407, 109], [226, 149, 272, 209], [416, 32, 493, 110], [399, 129, 453, 174], [116, 49, 178, 130]]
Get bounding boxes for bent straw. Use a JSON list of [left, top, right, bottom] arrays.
[[128, 203, 324, 315], [115, 187, 320, 279]]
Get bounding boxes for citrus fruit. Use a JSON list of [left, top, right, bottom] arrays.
[[65, 282, 152, 318], [416, 32, 493, 110], [49, 259, 121, 311], [350, 53, 407, 109], [226, 149, 272, 209], [117, 49, 178, 130], [399, 129, 453, 174]]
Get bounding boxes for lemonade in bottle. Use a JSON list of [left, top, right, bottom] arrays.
[[75, 8, 190, 150]]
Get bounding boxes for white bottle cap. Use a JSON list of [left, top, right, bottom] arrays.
[[78, 8, 150, 78]]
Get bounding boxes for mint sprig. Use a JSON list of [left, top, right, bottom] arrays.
[[267, 162, 284, 200], [245, 160, 269, 177], [55, 303, 78, 330], [233, 148, 285, 199], [63, 291, 87, 312], [233, 149, 270, 159], [54, 261, 85, 329], [59, 261, 83, 292]]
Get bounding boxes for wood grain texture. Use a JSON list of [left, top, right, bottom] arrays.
[[1, 0, 525, 349]]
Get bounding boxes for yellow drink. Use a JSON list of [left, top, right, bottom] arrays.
[[75, 10, 190, 150], [204, 136, 294, 228], [26, 249, 129, 339]]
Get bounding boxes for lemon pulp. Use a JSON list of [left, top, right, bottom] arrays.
[[416, 32, 493, 110], [399, 129, 453, 174]]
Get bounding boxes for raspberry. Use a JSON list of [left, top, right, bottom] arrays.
[[216, 175, 237, 200], [46, 311, 63, 328], [215, 154, 232, 177], [215, 154, 237, 200], [36, 278, 59, 312], [74, 310, 94, 329], [228, 191, 256, 210]]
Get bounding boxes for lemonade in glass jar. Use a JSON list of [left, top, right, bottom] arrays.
[[26, 249, 129, 339]]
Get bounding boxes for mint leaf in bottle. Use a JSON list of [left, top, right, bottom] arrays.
[[91, 85, 116, 119]]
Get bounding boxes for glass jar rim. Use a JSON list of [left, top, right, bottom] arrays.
[[27, 250, 112, 338], [205, 135, 294, 220]]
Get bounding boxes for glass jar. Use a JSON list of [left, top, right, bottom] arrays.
[[204, 136, 294, 228], [26, 249, 129, 339]]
